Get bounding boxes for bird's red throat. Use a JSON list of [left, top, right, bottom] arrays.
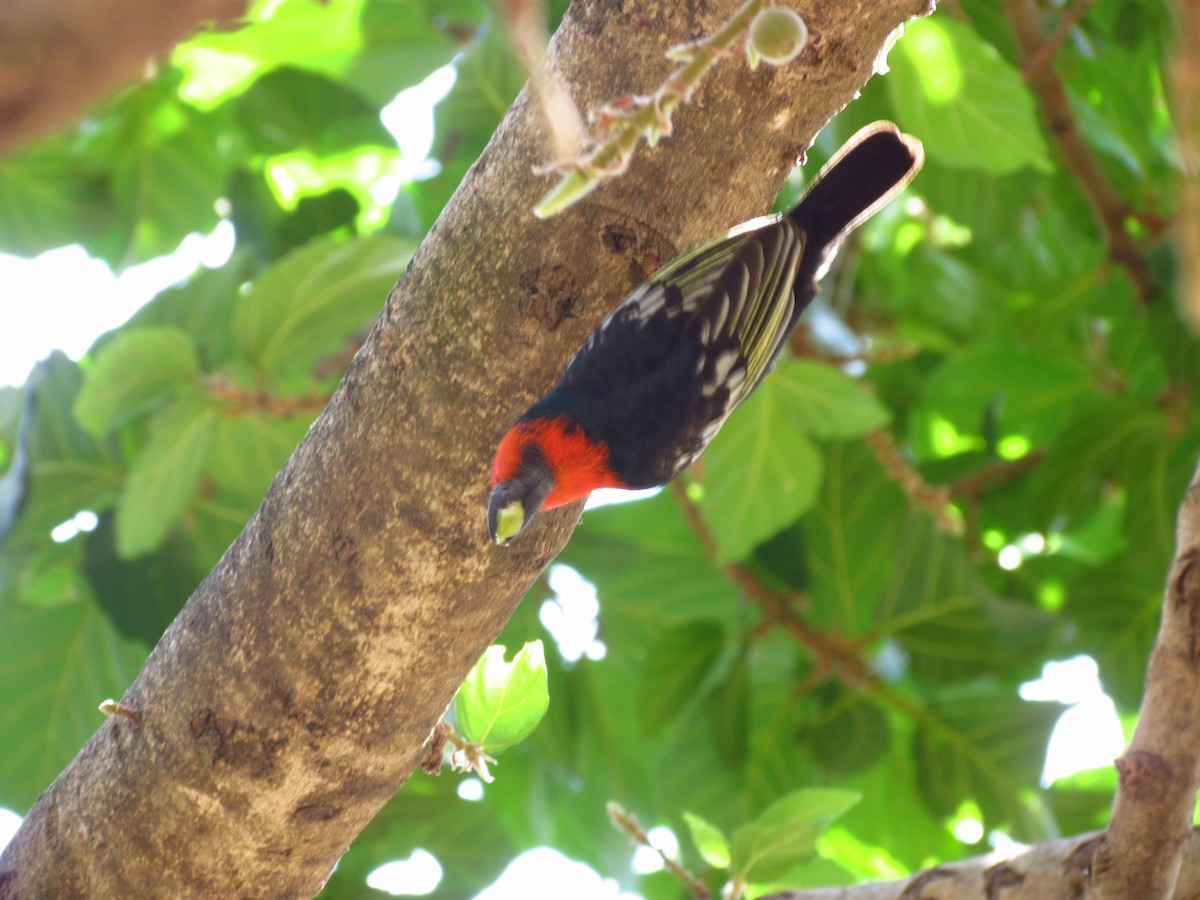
[[492, 416, 627, 509]]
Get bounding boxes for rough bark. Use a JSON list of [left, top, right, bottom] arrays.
[[765, 829, 1200, 900], [0, 0, 248, 155], [0, 1, 933, 896]]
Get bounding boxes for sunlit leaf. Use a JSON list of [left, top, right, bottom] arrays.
[[888, 18, 1052, 174], [731, 789, 860, 884], [116, 398, 219, 558], [700, 379, 823, 563], [74, 328, 198, 435], [0, 593, 148, 810], [457, 642, 550, 753], [684, 810, 731, 868], [233, 234, 414, 377]]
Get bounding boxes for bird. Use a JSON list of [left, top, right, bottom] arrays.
[[488, 121, 923, 545]]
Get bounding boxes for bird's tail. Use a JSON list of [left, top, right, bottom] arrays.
[[788, 122, 924, 253]]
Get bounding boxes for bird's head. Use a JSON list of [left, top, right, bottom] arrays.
[[488, 432, 555, 545], [488, 413, 622, 545]]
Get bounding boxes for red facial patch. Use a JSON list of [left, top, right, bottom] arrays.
[[492, 416, 626, 509]]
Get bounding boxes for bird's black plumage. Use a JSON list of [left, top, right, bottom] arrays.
[[516, 123, 923, 491]]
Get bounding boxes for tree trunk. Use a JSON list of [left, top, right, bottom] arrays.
[[0, 1, 933, 896]]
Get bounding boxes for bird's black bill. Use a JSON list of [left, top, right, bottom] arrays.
[[487, 447, 555, 545]]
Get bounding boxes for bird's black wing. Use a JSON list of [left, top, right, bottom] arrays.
[[556, 216, 804, 483]]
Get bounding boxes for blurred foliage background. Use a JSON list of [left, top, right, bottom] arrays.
[[0, 0, 1194, 896]]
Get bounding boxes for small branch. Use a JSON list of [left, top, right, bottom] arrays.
[[534, 0, 809, 217], [1173, 0, 1200, 335], [761, 829, 1200, 900], [1020, 0, 1096, 79], [1089, 454, 1200, 898], [1006, 0, 1160, 299], [498, 0, 585, 164], [864, 430, 962, 536], [204, 377, 329, 418], [1005, 0, 1159, 303], [787, 330, 922, 368], [949, 451, 1046, 499], [670, 481, 848, 669], [669, 481, 927, 723], [608, 802, 711, 899]]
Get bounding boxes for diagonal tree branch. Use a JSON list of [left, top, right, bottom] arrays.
[[763, 829, 1200, 900], [0, 2, 934, 895], [1005, 0, 1160, 303]]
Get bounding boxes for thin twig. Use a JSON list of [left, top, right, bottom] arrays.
[[1005, 0, 1159, 303], [864, 430, 962, 536], [1173, 0, 1200, 335], [949, 450, 1046, 499], [669, 481, 927, 722], [608, 802, 711, 899], [787, 330, 922, 368], [1021, 0, 1097, 79], [670, 482, 844, 666], [205, 377, 329, 418], [534, 0, 784, 217]]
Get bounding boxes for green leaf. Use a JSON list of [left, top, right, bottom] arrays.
[[190, 0, 483, 106], [683, 810, 731, 869], [754, 788, 862, 828], [233, 234, 414, 377], [233, 67, 393, 156], [0, 146, 113, 258], [84, 513, 201, 645], [837, 739, 962, 871], [876, 516, 1053, 683], [917, 157, 1039, 241], [107, 90, 228, 260], [1023, 397, 1166, 528], [347, 0, 487, 105], [3, 354, 120, 557], [709, 651, 751, 769], [913, 688, 1060, 836], [699, 378, 824, 563], [771, 361, 891, 439], [74, 328, 199, 435], [803, 441, 907, 634], [639, 622, 725, 735], [888, 17, 1052, 174], [559, 493, 742, 655], [0, 593, 148, 811], [731, 789, 860, 884], [123, 255, 255, 369], [205, 412, 311, 504], [919, 337, 1095, 447], [1066, 554, 1164, 710], [456, 641, 550, 753], [115, 399, 219, 558], [809, 693, 891, 777]]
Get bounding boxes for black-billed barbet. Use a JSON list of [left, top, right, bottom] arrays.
[[489, 122, 924, 545]]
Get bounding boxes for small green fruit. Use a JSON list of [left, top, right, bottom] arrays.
[[748, 7, 808, 67]]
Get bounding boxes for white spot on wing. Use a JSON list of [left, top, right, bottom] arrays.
[[709, 292, 730, 338], [713, 349, 738, 383]]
